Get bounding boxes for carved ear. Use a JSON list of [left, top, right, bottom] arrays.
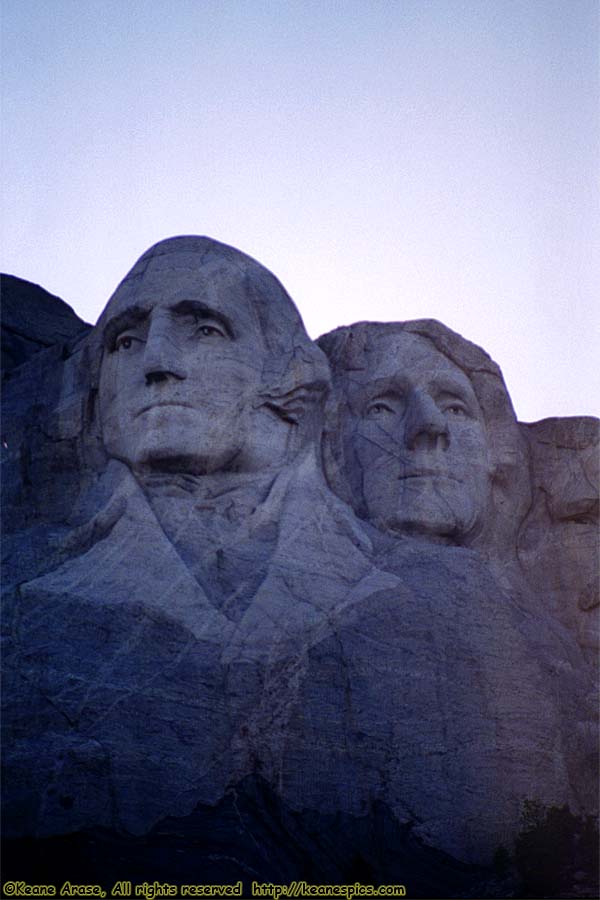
[[258, 383, 327, 425]]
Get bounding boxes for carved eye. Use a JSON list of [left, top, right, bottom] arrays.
[[115, 335, 135, 351], [366, 401, 393, 417], [446, 404, 467, 417], [197, 324, 225, 338]]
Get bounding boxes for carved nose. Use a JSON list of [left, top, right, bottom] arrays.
[[143, 321, 186, 385], [404, 390, 449, 451], [145, 370, 182, 386]]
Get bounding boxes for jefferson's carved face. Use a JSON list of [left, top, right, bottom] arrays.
[[345, 331, 493, 541], [99, 252, 266, 475]]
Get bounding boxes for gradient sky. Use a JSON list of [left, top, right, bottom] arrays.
[[2, 0, 598, 421]]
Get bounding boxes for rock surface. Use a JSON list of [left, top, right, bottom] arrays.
[[1, 240, 598, 898], [518, 416, 599, 665], [1, 273, 90, 375]]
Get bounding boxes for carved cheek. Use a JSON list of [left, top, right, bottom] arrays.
[[450, 423, 490, 468], [188, 347, 260, 395], [357, 417, 403, 460]]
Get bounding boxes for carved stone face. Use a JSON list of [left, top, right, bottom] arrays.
[[345, 331, 494, 541], [99, 252, 266, 475]]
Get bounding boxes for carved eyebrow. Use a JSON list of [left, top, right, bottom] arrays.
[[430, 376, 477, 405], [171, 300, 234, 339], [103, 305, 149, 350], [348, 376, 406, 414], [362, 376, 407, 398]]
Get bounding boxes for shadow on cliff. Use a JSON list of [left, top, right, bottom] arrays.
[[5, 780, 598, 897], [2, 775, 514, 899]]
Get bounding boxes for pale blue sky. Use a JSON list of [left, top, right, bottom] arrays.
[[2, 0, 598, 421]]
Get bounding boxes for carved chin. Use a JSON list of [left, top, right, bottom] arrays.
[[364, 474, 487, 544], [136, 437, 244, 475], [105, 428, 243, 476], [102, 406, 248, 476], [376, 496, 482, 543], [385, 509, 467, 541]]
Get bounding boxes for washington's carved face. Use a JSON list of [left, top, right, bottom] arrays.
[[344, 331, 494, 541], [99, 252, 266, 475]]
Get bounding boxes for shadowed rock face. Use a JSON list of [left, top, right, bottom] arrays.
[[1, 274, 91, 375], [518, 417, 599, 666], [2, 237, 387, 840], [2, 242, 598, 898]]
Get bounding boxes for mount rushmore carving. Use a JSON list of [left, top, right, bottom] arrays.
[[2, 238, 598, 898]]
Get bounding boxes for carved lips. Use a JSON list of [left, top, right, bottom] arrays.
[[397, 469, 463, 482], [134, 401, 195, 418]]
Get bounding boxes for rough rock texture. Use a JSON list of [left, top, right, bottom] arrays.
[[2, 241, 598, 898], [1, 273, 91, 375], [318, 320, 599, 666], [518, 417, 599, 665]]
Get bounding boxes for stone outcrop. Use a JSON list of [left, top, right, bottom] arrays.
[[1, 274, 90, 376], [1, 239, 598, 899], [518, 416, 599, 665]]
